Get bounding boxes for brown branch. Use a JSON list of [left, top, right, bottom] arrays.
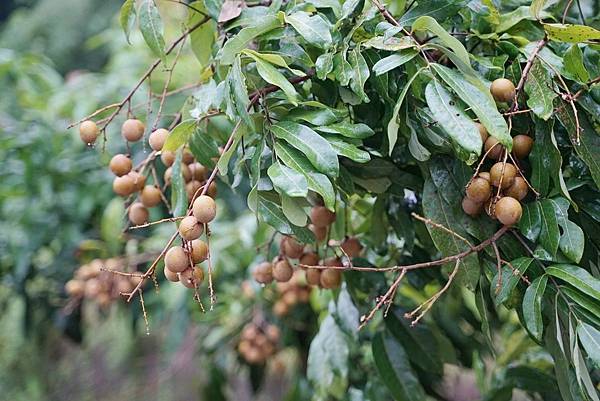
[[358, 268, 407, 330], [572, 75, 600, 101], [128, 216, 184, 230], [411, 212, 472, 247], [492, 241, 502, 294], [512, 37, 548, 111]]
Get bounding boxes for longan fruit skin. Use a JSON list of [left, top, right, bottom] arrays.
[[323, 257, 343, 267], [253, 262, 273, 284], [207, 181, 218, 198], [273, 300, 289, 317], [341, 237, 362, 258], [273, 260, 293, 282], [140, 185, 162, 207], [479, 172, 491, 182], [109, 154, 132, 176], [466, 177, 491, 203], [305, 268, 321, 286], [310, 206, 335, 228], [122, 119, 145, 142], [495, 197, 523, 226], [475, 122, 489, 143], [65, 279, 85, 297], [149, 128, 169, 151], [164, 167, 172, 185], [79, 120, 99, 144], [164, 267, 179, 282], [161, 151, 175, 167], [128, 171, 146, 191], [179, 268, 196, 288], [113, 175, 135, 196], [512, 135, 534, 159], [281, 237, 304, 259], [505, 177, 528, 200], [462, 197, 483, 216], [182, 149, 195, 164], [189, 162, 206, 181], [178, 215, 203, 241], [186, 180, 202, 201], [193, 195, 217, 223], [165, 246, 190, 273], [490, 162, 517, 189], [320, 268, 342, 289], [299, 252, 319, 267], [128, 202, 149, 225], [190, 239, 208, 263], [309, 224, 327, 241], [484, 137, 504, 160], [490, 78, 516, 103]]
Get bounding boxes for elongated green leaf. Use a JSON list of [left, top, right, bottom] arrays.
[[280, 193, 308, 226], [189, 1, 215, 67], [348, 46, 370, 102], [544, 23, 600, 43], [493, 257, 533, 306], [289, 107, 347, 126], [372, 50, 418, 75], [285, 11, 333, 49], [225, 57, 254, 130], [412, 16, 469, 66], [539, 199, 560, 256], [578, 322, 600, 367], [546, 264, 600, 300], [138, 0, 166, 62], [322, 134, 370, 163], [563, 44, 590, 84], [171, 149, 188, 217], [217, 122, 247, 175], [431, 63, 512, 149], [548, 198, 584, 263], [525, 59, 556, 120], [315, 52, 334, 79], [162, 119, 197, 152], [315, 122, 374, 139], [363, 36, 415, 51], [217, 16, 282, 65], [267, 162, 308, 197], [271, 121, 339, 177], [120, 0, 136, 45], [245, 53, 298, 104], [519, 201, 542, 242], [399, 0, 464, 26], [258, 194, 293, 234], [333, 51, 353, 86], [562, 287, 600, 321], [189, 127, 219, 169], [523, 275, 548, 340], [530, 0, 548, 19], [476, 277, 495, 352]]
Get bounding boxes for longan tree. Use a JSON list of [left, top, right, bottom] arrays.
[[69, 0, 600, 399]]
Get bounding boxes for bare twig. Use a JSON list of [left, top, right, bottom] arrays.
[[153, 37, 187, 131], [492, 241, 502, 294], [411, 212, 473, 247], [128, 216, 184, 230], [512, 38, 548, 111], [358, 268, 407, 329]]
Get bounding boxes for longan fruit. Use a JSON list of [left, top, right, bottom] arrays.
[[128, 202, 149, 225], [116, 277, 135, 294], [238, 340, 252, 355], [299, 252, 319, 267], [484, 198, 497, 219], [128, 171, 146, 191], [161, 151, 176, 167], [186, 180, 202, 201], [479, 172, 491, 182], [281, 236, 304, 259], [65, 279, 85, 297], [273, 259, 293, 282], [182, 148, 195, 164], [193, 195, 217, 223], [149, 128, 169, 151], [495, 196, 523, 226], [320, 268, 342, 289], [129, 272, 143, 287], [190, 239, 208, 263], [165, 246, 189, 273], [181, 163, 192, 182], [505, 177, 528, 200], [164, 167, 172, 185], [273, 300, 289, 317], [484, 137, 504, 160], [180, 267, 204, 288], [341, 237, 362, 258], [207, 181, 218, 198], [265, 324, 280, 342], [310, 206, 335, 228], [242, 324, 259, 340], [323, 257, 343, 267], [79, 120, 99, 144], [140, 185, 162, 207], [305, 268, 321, 286], [512, 135, 534, 159], [282, 290, 298, 306], [121, 119, 145, 142], [490, 78, 516, 103], [113, 175, 135, 196], [475, 122, 489, 143], [109, 154, 132, 176], [253, 262, 273, 284], [462, 197, 483, 216], [189, 162, 206, 181], [309, 224, 327, 241], [164, 267, 179, 282], [466, 177, 491, 202], [84, 279, 101, 298], [490, 162, 517, 189], [178, 215, 203, 241]]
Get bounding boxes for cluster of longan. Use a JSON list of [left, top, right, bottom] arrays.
[[65, 258, 142, 307], [462, 78, 534, 226], [271, 270, 311, 317], [238, 322, 280, 364]]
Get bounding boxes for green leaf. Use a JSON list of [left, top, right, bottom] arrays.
[[162, 119, 198, 152], [348, 46, 370, 102], [315, 122, 374, 139], [524, 59, 556, 120], [244, 52, 298, 104], [217, 16, 282, 65], [548, 198, 584, 263], [530, 0, 548, 19], [539, 199, 560, 257], [280, 193, 308, 226], [425, 80, 482, 163], [171, 149, 188, 217], [267, 162, 308, 197], [563, 45, 590, 84], [316, 52, 334, 79], [476, 277, 495, 352], [217, 122, 247, 175], [372, 50, 418, 76], [225, 57, 254, 130], [271, 121, 339, 177], [431, 63, 512, 149], [258, 193, 293, 234], [322, 134, 370, 163], [189, 126, 219, 169], [412, 16, 470, 66], [546, 264, 600, 300], [519, 201, 541, 241], [492, 257, 533, 307], [138, 0, 166, 63], [101, 198, 125, 254], [372, 332, 426, 401], [274, 142, 336, 210], [399, 0, 465, 26], [333, 51, 353, 86], [285, 11, 333, 49], [544, 23, 600, 43], [523, 275, 548, 340], [289, 106, 347, 126], [119, 0, 136, 45], [188, 1, 215, 68], [577, 322, 600, 367], [363, 36, 415, 51]]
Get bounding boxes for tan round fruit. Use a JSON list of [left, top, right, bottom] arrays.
[[164, 267, 179, 282], [462, 197, 483, 216], [512, 135, 534, 159], [324, 257, 343, 267], [320, 268, 342, 289], [282, 290, 298, 306], [490, 78, 516, 103], [113, 175, 135, 196], [475, 122, 489, 143], [505, 177, 528, 200], [189, 162, 206, 181], [181, 163, 192, 182], [79, 120, 99, 144], [305, 268, 321, 286], [128, 202, 149, 225], [341, 237, 362, 258], [253, 262, 273, 284], [165, 246, 189, 273], [484, 137, 504, 160], [273, 259, 293, 282], [128, 171, 146, 191], [140, 185, 162, 207], [466, 177, 491, 202], [65, 280, 85, 297], [207, 181, 217, 198], [182, 149, 195, 164], [309, 224, 327, 241], [299, 252, 319, 267], [178, 215, 203, 241], [161, 151, 175, 167], [180, 267, 204, 288], [479, 172, 491, 182], [265, 324, 280, 342], [273, 300, 289, 317], [149, 128, 169, 151], [121, 119, 145, 142], [242, 324, 259, 340], [495, 197, 523, 226], [164, 167, 172, 185], [186, 180, 202, 201], [192, 195, 217, 223], [109, 154, 132, 176], [490, 162, 517, 189], [190, 239, 208, 263], [281, 236, 304, 259], [310, 206, 335, 228], [484, 198, 497, 219]]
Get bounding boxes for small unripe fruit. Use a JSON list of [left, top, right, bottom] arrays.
[[479, 172, 491, 182], [165, 246, 189, 273], [182, 149, 195, 164], [490, 78, 516, 103], [484, 137, 504, 160], [128, 171, 146, 191], [149, 128, 169, 151], [320, 268, 342, 289], [79, 120, 99, 144], [273, 259, 293, 282], [140, 185, 162, 207], [189, 162, 206, 181], [299, 252, 319, 267], [305, 268, 321, 286], [512, 135, 534, 159], [281, 236, 304, 259], [164, 267, 179, 282], [253, 262, 273, 284], [121, 119, 145, 142], [505, 177, 528, 200], [193, 195, 217, 223], [310, 206, 335, 228], [466, 177, 491, 202], [341, 237, 362, 258], [495, 197, 522, 226], [178, 215, 203, 241], [462, 197, 483, 216], [190, 239, 208, 263], [186, 180, 202, 201], [490, 162, 517, 189], [128, 202, 149, 225], [161, 151, 176, 167], [309, 224, 327, 241], [475, 122, 489, 143], [113, 175, 135, 196], [109, 154, 132, 176]]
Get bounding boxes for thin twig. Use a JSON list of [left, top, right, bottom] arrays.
[[492, 241, 502, 294], [128, 216, 184, 230], [512, 37, 548, 111], [153, 36, 187, 131], [411, 212, 472, 247], [358, 268, 407, 329]]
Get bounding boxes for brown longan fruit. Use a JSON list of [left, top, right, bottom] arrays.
[[242, 324, 259, 340], [178, 215, 203, 241], [161, 151, 176, 167], [475, 122, 489, 143], [466, 177, 491, 202], [479, 172, 491, 182], [182, 149, 195, 164], [186, 180, 202, 201], [495, 197, 523, 226], [253, 262, 273, 284], [299, 252, 319, 267], [305, 268, 321, 286], [79, 120, 99, 144], [128, 202, 149, 225], [180, 267, 204, 288], [207, 181, 218, 198], [310, 206, 335, 228], [324, 257, 343, 267], [164, 267, 179, 282], [282, 290, 298, 306], [512, 135, 534, 159], [193, 195, 217, 223], [109, 154, 132, 176], [505, 177, 528, 200], [128, 171, 146, 191], [273, 259, 293, 282], [164, 167, 173, 185], [149, 128, 169, 151], [140, 185, 162, 207], [181, 163, 192, 182], [462, 197, 483, 216], [121, 119, 145, 142], [309, 224, 327, 241], [490, 78, 516, 103], [273, 300, 289, 317], [165, 246, 189, 273], [190, 239, 208, 263], [281, 236, 304, 259], [484, 137, 504, 160], [484, 198, 497, 219], [113, 175, 135, 196], [341, 237, 362, 258], [265, 324, 280, 342], [189, 162, 206, 181], [65, 279, 85, 297], [320, 268, 342, 289], [490, 162, 517, 189]]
